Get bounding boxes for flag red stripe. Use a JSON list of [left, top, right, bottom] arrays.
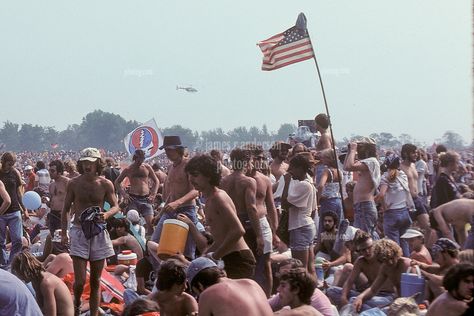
[[262, 54, 314, 70], [263, 40, 313, 61], [263, 48, 314, 67]]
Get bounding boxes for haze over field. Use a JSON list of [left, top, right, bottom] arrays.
[[0, 1, 471, 144]]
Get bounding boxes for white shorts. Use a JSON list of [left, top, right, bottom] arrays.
[[70, 225, 115, 261], [260, 217, 273, 254]]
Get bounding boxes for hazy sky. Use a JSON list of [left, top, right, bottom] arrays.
[[0, 1, 472, 145]]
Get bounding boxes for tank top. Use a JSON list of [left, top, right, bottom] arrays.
[[0, 169, 21, 213], [321, 168, 341, 199]]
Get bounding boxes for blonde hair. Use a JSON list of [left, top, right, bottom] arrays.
[[11, 250, 44, 282], [320, 148, 337, 168], [376, 239, 402, 262]]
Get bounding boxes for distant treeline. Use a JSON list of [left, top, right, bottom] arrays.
[[0, 110, 468, 152]]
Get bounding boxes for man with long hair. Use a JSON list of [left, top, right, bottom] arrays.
[[11, 250, 74, 316], [61, 147, 119, 316], [343, 138, 380, 240]]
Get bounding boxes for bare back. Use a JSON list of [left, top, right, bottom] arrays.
[[437, 199, 474, 228], [220, 172, 256, 217], [198, 278, 273, 316], [153, 291, 198, 316], [39, 271, 74, 316], [164, 159, 195, 205], [205, 189, 248, 255], [400, 162, 419, 197]]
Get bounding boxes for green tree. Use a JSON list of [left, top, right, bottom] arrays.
[[18, 124, 46, 151], [162, 125, 198, 148], [0, 121, 20, 150], [275, 123, 297, 141], [78, 110, 132, 151], [441, 131, 465, 149]]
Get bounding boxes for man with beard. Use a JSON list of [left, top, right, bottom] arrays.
[[400, 143, 431, 245], [61, 148, 119, 316], [115, 149, 159, 236], [314, 212, 339, 263]]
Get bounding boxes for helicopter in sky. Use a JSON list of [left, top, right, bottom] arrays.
[[176, 85, 198, 93]]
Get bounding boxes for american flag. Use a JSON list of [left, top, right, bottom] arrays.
[[258, 13, 314, 71]]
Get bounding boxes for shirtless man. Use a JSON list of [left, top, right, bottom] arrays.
[[115, 149, 159, 236], [151, 136, 199, 260], [187, 257, 272, 316], [48, 160, 69, 236], [12, 250, 74, 316], [269, 141, 292, 185], [245, 144, 279, 296], [61, 147, 119, 316], [329, 234, 395, 309], [148, 259, 198, 316], [314, 113, 333, 184], [210, 149, 231, 177], [427, 263, 474, 316], [352, 239, 411, 313], [400, 143, 431, 245], [185, 154, 255, 278], [151, 162, 167, 193], [431, 199, 474, 248], [344, 138, 380, 240], [220, 148, 263, 273]]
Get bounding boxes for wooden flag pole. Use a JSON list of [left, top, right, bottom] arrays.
[[307, 31, 346, 217]]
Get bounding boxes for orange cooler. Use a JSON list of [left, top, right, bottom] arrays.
[[157, 219, 189, 260]]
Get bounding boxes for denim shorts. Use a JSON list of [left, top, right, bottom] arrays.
[[128, 194, 154, 217], [290, 224, 316, 251]]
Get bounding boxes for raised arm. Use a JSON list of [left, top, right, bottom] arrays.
[[114, 168, 129, 200], [344, 143, 368, 172]]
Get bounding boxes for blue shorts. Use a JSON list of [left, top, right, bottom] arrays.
[[128, 194, 154, 217], [290, 224, 316, 251]]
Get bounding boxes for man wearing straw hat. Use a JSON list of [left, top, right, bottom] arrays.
[[60, 147, 119, 316]]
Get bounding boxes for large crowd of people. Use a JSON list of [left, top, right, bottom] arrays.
[[0, 115, 473, 316]]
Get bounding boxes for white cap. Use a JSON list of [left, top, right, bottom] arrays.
[[401, 228, 424, 239], [24, 165, 33, 171]]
